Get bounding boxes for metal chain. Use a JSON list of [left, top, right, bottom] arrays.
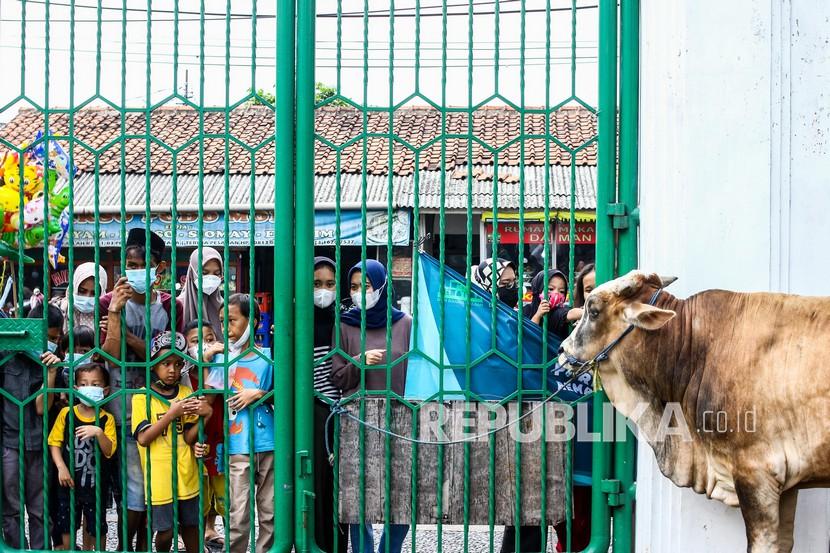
[[324, 366, 593, 460]]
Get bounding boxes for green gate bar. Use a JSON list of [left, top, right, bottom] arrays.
[[582, 0, 618, 551], [276, 0, 299, 550], [614, 0, 641, 551], [295, 0, 320, 551]]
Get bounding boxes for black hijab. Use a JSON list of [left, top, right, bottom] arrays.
[[340, 259, 405, 329], [523, 269, 568, 319], [314, 256, 337, 349]]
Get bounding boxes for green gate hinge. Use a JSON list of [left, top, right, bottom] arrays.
[[606, 203, 631, 230], [0, 318, 45, 352], [601, 478, 624, 507], [296, 450, 313, 478]]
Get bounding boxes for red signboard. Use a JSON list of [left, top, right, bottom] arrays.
[[484, 222, 551, 244], [556, 222, 596, 245]]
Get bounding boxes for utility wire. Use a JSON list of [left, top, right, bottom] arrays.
[[11, 0, 599, 19]]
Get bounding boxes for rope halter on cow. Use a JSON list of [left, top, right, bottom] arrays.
[[562, 287, 663, 379]]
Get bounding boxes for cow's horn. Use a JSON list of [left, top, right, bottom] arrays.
[[659, 275, 678, 288]]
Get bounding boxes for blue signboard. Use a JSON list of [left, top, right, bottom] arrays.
[[70, 210, 410, 247]]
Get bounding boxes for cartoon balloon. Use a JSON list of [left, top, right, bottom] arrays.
[[0, 132, 75, 259]]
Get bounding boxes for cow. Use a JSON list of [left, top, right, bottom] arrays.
[[558, 270, 830, 553]]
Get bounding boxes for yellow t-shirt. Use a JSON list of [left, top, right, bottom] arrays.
[[47, 406, 117, 491], [131, 385, 200, 505]]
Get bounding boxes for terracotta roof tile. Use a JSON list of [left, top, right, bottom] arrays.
[[0, 105, 597, 176]]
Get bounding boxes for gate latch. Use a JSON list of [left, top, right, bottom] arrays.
[[0, 318, 45, 352], [297, 450, 313, 478], [601, 478, 624, 507]]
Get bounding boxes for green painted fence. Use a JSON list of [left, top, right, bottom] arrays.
[[0, 0, 639, 551]]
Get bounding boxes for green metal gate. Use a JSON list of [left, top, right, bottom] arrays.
[[0, 0, 638, 551]]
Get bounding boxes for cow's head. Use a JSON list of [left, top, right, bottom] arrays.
[[560, 270, 678, 370]]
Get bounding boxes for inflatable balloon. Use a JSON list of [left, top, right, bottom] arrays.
[[27, 130, 77, 180], [50, 207, 70, 267], [0, 152, 39, 211], [0, 130, 76, 260]]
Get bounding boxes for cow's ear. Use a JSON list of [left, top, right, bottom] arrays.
[[623, 303, 676, 331]]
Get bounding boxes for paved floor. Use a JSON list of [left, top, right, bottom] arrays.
[[95, 512, 566, 552]]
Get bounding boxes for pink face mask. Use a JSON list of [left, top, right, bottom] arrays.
[[543, 292, 567, 308]]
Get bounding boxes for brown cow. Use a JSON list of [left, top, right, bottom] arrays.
[[559, 270, 830, 553]]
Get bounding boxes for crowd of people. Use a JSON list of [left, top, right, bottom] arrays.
[[1, 228, 273, 553], [313, 255, 597, 553], [0, 226, 597, 553]]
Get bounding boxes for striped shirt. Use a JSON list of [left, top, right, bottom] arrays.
[[313, 344, 341, 400]]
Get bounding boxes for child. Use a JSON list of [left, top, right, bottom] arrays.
[[0, 302, 63, 550], [59, 324, 98, 388], [183, 319, 226, 547], [206, 293, 275, 553], [48, 363, 117, 550], [49, 325, 97, 549], [99, 227, 183, 551], [131, 331, 211, 553]]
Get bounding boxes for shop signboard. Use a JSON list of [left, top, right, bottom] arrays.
[[70, 210, 411, 248], [483, 222, 551, 244], [555, 222, 596, 245]]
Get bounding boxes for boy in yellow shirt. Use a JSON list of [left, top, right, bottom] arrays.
[[131, 331, 212, 553], [48, 362, 117, 550]]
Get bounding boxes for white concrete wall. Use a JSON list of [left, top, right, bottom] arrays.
[[637, 1, 830, 551]]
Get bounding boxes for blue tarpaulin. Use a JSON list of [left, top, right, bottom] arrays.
[[405, 252, 594, 484], [405, 252, 593, 401]]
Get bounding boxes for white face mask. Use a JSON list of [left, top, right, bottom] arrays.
[[314, 288, 335, 309], [73, 295, 96, 314], [351, 285, 383, 311], [187, 342, 215, 359], [230, 325, 251, 354], [201, 275, 222, 296]]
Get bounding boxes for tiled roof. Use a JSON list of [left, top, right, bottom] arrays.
[[0, 105, 596, 176]]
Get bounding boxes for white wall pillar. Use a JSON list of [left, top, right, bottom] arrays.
[[637, 0, 830, 551]]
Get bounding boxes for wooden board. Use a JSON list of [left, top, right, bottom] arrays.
[[337, 399, 567, 526]]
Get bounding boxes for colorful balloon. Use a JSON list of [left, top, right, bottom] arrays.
[[0, 131, 76, 259]]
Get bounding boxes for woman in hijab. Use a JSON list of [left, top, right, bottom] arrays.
[[180, 247, 224, 339], [312, 257, 347, 553], [522, 269, 572, 340], [56, 262, 108, 333], [332, 259, 411, 397], [473, 258, 520, 309], [331, 259, 411, 553]]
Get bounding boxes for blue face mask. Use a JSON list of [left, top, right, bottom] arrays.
[[125, 267, 157, 294], [47, 341, 58, 354], [68, 352, 88, 364], [76, 386, 104, 407], [73, 295, 96, 314]]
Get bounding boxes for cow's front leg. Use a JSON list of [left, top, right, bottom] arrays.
[[776, 488, 798, 553], [734, 472, 782, 553]]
